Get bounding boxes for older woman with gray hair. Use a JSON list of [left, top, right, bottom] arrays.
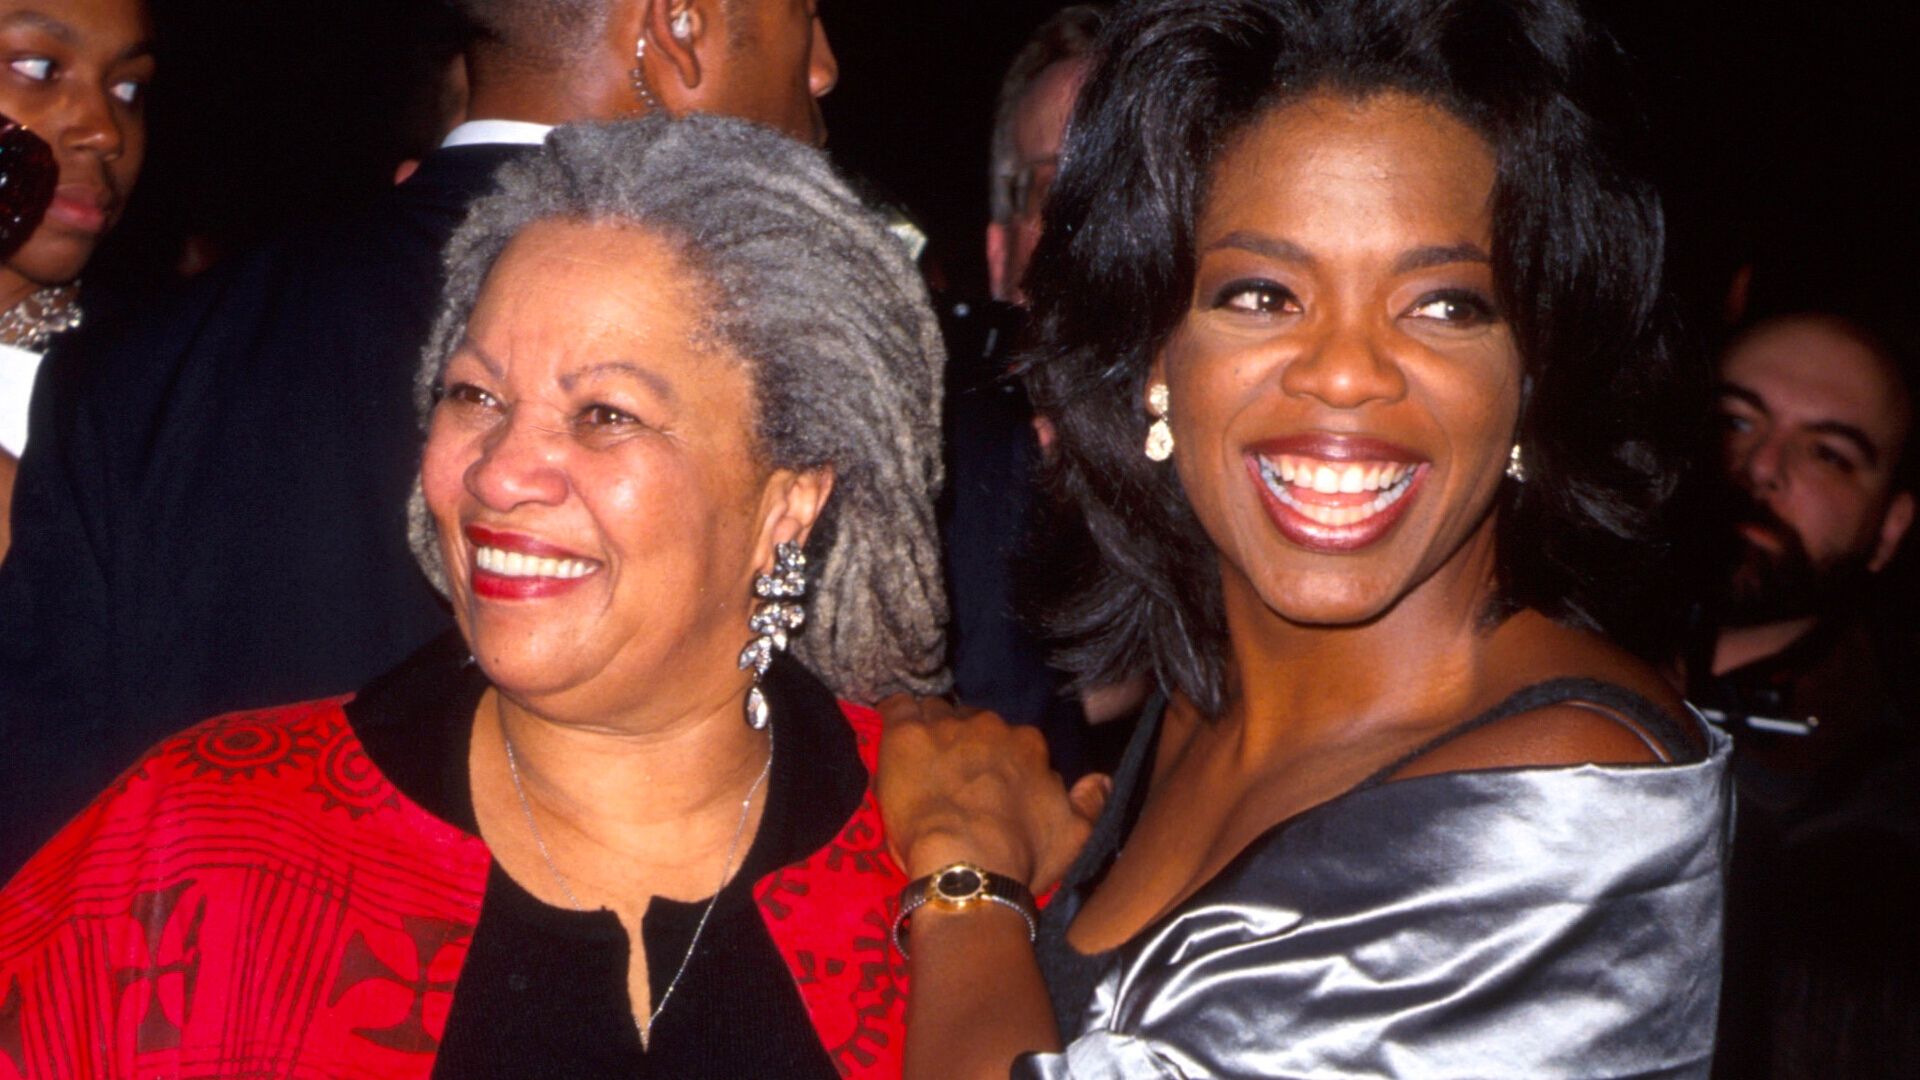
[[0, 115, 944, 1080]]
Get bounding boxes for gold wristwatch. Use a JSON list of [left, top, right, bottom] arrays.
[[891, 862, 1039, 958]]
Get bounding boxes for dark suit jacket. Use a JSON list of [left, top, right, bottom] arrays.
[[0, 144, 529, 876]]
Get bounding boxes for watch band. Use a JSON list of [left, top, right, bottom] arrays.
[[891, 862, 1039, 959]]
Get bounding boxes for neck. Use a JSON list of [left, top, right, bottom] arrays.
[[1215, 519, 1503, 759], [1712, 616, 1818, 676], [0, 270, 39, 314], [479, 682, 771, 877], [464, 54, 641, 128]]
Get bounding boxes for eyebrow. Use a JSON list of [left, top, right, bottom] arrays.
[[0, 11, 74, 41], [1392, 243, 1491, 275], [1202, 234, 1491, 276], [560, 361, 676, 404], [1204, 232, 1314, 265], [1, 11, 154, 61], [454, 337, 504, 378], [1717, 382, 1883, 467]]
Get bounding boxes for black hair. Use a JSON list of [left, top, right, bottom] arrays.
[[1022, 0, 1684, 716], [449, 0, 608, 66]]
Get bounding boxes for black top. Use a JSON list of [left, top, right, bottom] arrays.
[[1686, 610, 1920, 1079], [0, 143, 530, 876], [346, 633, 861, 1079], [1036, 678, 1701, 1032]]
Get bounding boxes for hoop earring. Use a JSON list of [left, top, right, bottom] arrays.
[[738, 541, 807, 730], [1505, 443, 1527, 482], [1144, 383, 1174, 462], [630, 36, 662, 112]]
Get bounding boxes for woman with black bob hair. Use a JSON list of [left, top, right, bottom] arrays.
[[877, 0, 1729, 1076]]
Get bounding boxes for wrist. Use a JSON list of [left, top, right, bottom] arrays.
[[891, 861, 1040, 959], [903, 830, 1031, 883]]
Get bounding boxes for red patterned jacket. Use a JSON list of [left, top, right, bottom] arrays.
[[0, 645, 909, 1079]]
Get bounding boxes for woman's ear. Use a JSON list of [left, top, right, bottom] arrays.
[[1146, 351, 1169, 409], [756, 466, 836, 568]]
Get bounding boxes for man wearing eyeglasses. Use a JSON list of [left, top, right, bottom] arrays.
[[984, 5, 1101, 305]]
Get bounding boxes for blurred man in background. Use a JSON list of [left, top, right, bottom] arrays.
[[1690, 302, 1920, 1077], [941, 6, 1108, 776]]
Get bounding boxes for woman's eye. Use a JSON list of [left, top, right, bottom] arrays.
[[436, 382, 499, 410], [110, 79, 143, 105], [9, 57, 54, 81], [578, 403, 640, 429], [1213, 280, 1297, 315], [1406, 290, 1496, 324]]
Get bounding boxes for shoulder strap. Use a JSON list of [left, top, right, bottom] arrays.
[[1359, 677, 1698, 790]]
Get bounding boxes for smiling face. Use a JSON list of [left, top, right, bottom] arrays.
[[421, 219, 818, 720], [1157, 91, 1520, 628], [0, 0, 151, 299]]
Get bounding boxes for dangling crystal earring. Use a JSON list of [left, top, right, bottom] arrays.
[[737, 541, 807, 730], [1505, 442, 1527, 482], [630, 36, 662, 112], [1144, 383, 1174, 462]]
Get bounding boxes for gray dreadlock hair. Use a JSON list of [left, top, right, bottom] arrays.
[[408, 114, 950, 701]]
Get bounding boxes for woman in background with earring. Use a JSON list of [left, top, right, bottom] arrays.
[[0, 115, 945, 1079], [0, 0, 152, 563]]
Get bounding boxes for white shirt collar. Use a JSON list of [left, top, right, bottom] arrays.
[[0, 342, 46, 459], [439, 119, 555, 150]]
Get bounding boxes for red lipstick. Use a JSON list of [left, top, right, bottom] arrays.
[[1245, 434, 1429, 554], [1246, 433, 1426, 464], [463, 524, 601, 600]]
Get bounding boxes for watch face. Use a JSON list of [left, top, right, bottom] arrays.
[[934, 866, 984, 903]]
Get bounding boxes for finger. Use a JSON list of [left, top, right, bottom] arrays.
[[875, 692, 925, 726], [1067, 773, 1113, 824]]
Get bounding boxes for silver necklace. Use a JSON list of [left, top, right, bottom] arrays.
[[500, 705, 773, 1046], [0, 284, 82, 352]]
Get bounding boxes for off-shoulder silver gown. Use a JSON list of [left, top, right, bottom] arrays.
[[1018, 679, 1733, 1079]]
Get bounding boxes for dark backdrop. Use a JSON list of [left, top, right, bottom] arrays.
[[96, 0, 1920, 326]]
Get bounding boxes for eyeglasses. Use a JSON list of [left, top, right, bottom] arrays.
[[996, 157, 1060, 219]]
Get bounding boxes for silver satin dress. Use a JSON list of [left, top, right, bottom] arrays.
[[1018, 684, 1733, 1079]]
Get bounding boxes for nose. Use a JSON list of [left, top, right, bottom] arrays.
[[465, 408, 571, 511], [57, 83, 128, 163], [1279, 315, 1407, 409], [809, 17, 840, 99], [1732, 430, 1787, 495]]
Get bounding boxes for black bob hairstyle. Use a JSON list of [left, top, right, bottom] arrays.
[[1022, 0, 1685, 717]]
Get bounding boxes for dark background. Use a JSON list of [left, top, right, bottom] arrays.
[[100, 0, 1920, 328]]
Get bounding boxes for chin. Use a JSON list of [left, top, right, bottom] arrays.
[[1250, 568, 1402, 629], [468, 635, 594, 701], [6, 241, 93, 289]]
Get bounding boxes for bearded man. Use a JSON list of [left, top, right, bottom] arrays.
[[1690, 308, 1920, 1079]]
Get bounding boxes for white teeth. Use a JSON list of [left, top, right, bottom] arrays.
[[473, 545, 598, 580], [1268, 454, 1411, 494], [1256, 456, 1419, 529]]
